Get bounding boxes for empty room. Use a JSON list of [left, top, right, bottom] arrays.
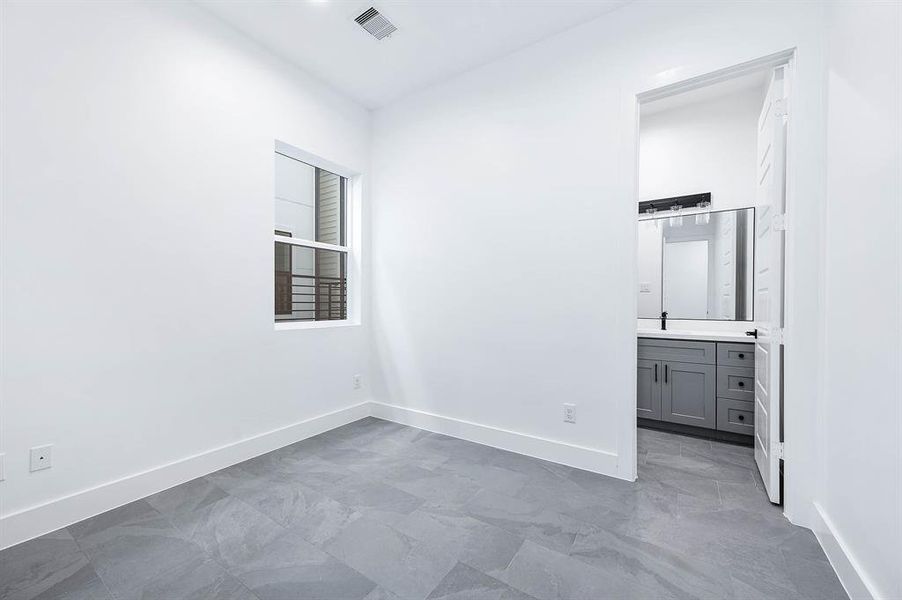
[[1, 1, 900, 599]]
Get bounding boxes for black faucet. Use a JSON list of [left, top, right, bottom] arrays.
[[661, 311, 668, 331]]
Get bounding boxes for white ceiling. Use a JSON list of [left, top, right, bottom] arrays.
[[196, 0, 630, 109]]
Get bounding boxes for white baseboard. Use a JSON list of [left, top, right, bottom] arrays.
[[0, 401, 372, 550], [370, 401, 621, 478], [2, 400, 624, 550], [811, 502, 879, 600], [3, 402, 878, 599]]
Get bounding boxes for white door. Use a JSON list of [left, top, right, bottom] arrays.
[[753, 66, 788, 504]]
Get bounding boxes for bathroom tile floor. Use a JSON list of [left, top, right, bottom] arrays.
[[0, 419, 847, 599]]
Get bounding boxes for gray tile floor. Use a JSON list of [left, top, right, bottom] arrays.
[[1, 419, 847, 600]]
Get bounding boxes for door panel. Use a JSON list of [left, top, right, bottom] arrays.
[[754, 66, 788, 504], [637, 359, 662, 420], [662, 362, 716, 429]]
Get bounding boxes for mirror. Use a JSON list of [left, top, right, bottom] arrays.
[[638, 208, 754, 321]]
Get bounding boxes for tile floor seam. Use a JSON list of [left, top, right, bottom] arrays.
[[498, 537, 527, 573], [64, 526, 118, 600], [157, 484, 293, 594], [82, 502, 235, 600]]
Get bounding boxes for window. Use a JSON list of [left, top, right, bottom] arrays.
[[274, 147, 349, 323]]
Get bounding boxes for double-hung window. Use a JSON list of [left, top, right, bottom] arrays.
[[274, 144, 350, 324]]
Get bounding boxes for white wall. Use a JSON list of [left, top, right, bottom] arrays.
[[0, 0, 371, 547], [639, 89, 762, 209], [371, 0, 828, 495], [817, 2, 902, 598]]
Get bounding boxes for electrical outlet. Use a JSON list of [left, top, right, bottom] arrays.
[[353, 374, 362, 389], [30, 445, 52, 472], [563, 403, 576, 424]]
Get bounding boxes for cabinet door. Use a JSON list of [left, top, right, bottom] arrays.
[[637, 359, 662, 420], [662, 361, 716, 429]]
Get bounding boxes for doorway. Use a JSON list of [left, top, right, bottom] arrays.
[[633, 52, 793, 506]]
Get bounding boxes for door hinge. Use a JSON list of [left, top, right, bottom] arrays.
[[773, 213, 788, 232], [774, 441, 785, 460], [775, 97, 790, 118], [773, 327, 785, 345]]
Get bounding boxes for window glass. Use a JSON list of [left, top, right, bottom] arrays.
[[274, 152, 344, 245], [275, 243, 347, 322]]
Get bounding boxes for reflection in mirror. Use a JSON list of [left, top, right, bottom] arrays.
[[638, 208, 754, 321]]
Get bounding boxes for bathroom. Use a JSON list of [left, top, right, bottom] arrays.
[[635, 59, 788, 504]]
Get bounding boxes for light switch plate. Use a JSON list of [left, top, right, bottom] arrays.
[[30, 445, 52, 472], [0, 453, 5, 481]]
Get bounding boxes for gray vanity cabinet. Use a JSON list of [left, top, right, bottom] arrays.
[[637, 339, 717, 429], [638, 338, 755, 437], [662, 362, 716, 428], [637, 359, 662, 420]]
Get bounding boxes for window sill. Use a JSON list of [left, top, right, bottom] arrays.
[[274, 320, 360, 332]]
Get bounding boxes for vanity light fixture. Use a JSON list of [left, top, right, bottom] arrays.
[[641, 206, 661, 228], [638, 192, 711, 215], [695, 200, 712, 225]]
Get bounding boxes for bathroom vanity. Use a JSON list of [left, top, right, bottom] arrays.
[[637, 332, 755, 442], [636, 205, 758, 444]]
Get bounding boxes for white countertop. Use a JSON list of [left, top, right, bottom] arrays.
[[637, 328, 754, 343]]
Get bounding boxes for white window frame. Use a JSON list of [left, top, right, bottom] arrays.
[[273, 140, 361, 331]]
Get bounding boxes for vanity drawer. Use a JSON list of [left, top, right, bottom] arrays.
[[716, 366, 755, 401], [716, 398, 754, 435], [717, 343, 755, 367], [638, 339, 716, 365]]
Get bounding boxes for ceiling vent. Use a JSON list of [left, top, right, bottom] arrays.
[[354, 7, 397, 40]]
